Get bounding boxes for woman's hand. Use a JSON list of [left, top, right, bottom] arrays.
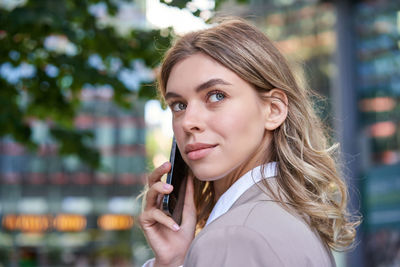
[[138, 162, 197, 267]]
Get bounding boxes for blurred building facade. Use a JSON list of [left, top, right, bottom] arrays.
[[354, 1, 400, 266], [0, 86, 149, 266], [243, 0, 400, 266]]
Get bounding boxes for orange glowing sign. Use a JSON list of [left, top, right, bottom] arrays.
[[2, 214, 52, 232], [2, 214, 18, 230], [98, 214, 134, 230], [53, 214, 86, 232]]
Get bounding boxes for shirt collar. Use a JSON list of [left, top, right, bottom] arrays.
[[205, 162, 277, 226]]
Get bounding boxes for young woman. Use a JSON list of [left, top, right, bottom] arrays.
[[138, 18, 359, 267]]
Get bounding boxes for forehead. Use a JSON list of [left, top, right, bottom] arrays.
[[166, 53, 241, 93]]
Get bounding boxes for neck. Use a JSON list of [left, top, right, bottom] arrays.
[[213, 141, 271, 201], [213, 166, 246, 202]]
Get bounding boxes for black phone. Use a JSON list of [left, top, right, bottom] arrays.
[[162, 137, 188, 225]]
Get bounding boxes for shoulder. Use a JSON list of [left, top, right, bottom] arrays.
[[205, 199, 308, 237], [185, 224, 285, 267], [185, 200, 335, 267]]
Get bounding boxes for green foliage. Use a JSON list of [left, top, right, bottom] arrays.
[[0, 0, 171, 168], [0, 0, 251, 169]]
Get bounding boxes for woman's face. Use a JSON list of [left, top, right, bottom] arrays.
[[165, 53, 270, 181]]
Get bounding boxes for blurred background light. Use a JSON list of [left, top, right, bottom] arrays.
[[53, 214, 87, 232], [62, 197, 93, 215], [97, 214, 134, 230]]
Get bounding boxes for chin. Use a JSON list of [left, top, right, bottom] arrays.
[[191, 167, 231, 182]]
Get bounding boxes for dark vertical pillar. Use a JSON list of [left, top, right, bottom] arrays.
[[332, 0, 364, 266]]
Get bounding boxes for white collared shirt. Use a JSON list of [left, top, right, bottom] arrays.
[[142, 162, 278, 267], [205, 162, 277, 226]]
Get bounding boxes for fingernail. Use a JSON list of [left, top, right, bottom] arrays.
[[172, 224, 180, 231], [162, 162, 169, 168], [163, 183, 172, 190]]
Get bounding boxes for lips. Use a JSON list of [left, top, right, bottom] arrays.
[[184, 143, 218, 161]]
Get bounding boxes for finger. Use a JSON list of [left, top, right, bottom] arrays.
[[181, 174, 196, 228], [156, 193, 163, 209], [147, 162, 171, 187], [144, 181, 173, 210], [140, 208, 180, 232]]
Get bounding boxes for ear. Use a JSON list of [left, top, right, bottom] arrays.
[[263, 89, 288, 131]]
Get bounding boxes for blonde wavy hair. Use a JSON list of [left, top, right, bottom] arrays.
[[157, 18, 360, 251]]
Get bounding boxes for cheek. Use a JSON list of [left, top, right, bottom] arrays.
[[172, 120, 191, 162], [213, 104, 265, 138], [172, 121, 185, 145], [172, 121, 179, 135]]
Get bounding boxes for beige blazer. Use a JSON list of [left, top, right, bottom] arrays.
[[184, 180, 336, 266]]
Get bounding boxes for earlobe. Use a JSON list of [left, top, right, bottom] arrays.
[[264, 89, 288, 131]]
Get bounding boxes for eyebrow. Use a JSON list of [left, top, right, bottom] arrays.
[[165, 78, 232, 101]]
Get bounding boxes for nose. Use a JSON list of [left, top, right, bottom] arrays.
[[181, 102, 205, 134]]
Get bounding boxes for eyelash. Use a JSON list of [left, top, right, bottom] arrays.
[[206, 90, 227, 103], [170, 101, 186, 112], [169, 89, 227, 112]]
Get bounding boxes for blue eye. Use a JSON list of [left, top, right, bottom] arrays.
[[171, 102, 186, 112], [209, 92, 225, 103]]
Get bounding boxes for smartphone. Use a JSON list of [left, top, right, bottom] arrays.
[[162, 137, 188, 225]]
